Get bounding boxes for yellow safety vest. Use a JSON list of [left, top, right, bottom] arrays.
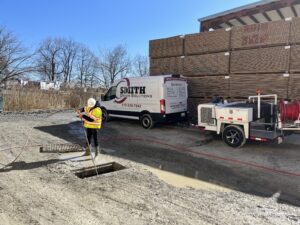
[[83, 106, 102, 129]]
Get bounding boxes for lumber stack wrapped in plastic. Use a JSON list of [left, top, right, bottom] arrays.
[[184, 52, 230, 76], [185, 29, 230, 55], [149, 36, 184, 58], [150, 56, 183, 76], [290, 17, 300, 44], [230, 46, 289, 74], [290, 45, 300, 72], [186, 76, 230, 98], [229, 74, 289, 99], [289, 74, 300, 100], [231, 20, 290, 50]]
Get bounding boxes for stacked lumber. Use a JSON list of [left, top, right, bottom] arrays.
[[290, 17, 300, 44], [150, 57, 183, 76], [149, 36, 184, 58], [187, 76, 229, 97], [229, 74, 289, 99], [289, 17, 300, 100], [149, 36, 184, 76], [185, 29, 230, 55], [230, 46, 290, 74], [290, 45, 300, 72], [149, 18, 300, 117], [184, 53, 229, 75], [231, 20, 290, 49], [289, 74, 300, 99]]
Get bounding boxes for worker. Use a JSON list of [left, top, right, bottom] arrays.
[[77, 98, 102, 157]]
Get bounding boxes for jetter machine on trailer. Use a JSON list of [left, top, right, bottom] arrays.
[[198, 92, 300, 148]]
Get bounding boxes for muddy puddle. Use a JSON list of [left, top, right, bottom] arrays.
[[147, 167, 231, 192]]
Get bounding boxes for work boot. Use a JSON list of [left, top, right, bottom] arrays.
[[95, 146, 100, 157], [82, 146, 91, 156], [95, 146, 106, 156]]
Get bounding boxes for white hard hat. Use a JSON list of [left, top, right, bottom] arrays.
[[87, 98, 96, 107]]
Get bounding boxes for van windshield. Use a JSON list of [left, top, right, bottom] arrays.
[[104, 86, 116, 101]]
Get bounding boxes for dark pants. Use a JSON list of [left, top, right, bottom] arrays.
[[86, 128, 98, 147]]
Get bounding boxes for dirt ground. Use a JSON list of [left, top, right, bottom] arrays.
[[0, 111, 299, 225]]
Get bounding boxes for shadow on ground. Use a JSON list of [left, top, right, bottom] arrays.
[[35, 120, 300, 207], [35, 121, 85, 146], [0, 159, 60, 173]]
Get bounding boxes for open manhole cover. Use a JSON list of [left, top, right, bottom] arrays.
[[73, 162, 126, 179]]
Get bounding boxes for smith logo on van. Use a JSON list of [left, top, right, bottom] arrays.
[[114, 78, 149, 104], [120, 86, 146, 94]]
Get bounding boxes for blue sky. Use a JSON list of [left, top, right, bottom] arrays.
[[0, 0, 256, 57]]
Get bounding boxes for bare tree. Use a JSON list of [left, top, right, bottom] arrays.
[[98, 45, 131, 87], [0, 27, 32, 84], [132, 54, 149, 77], [61, 39, 77, 83], [36, 37, 63, 82], [76, 45, 99, 88], [89, 58, 100, 88], [36, 37, 78, 83]]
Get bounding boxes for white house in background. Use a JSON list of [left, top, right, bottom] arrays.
[[2, 79, 62, 90], [40, 81, 62, 90], [20, 80, 29, 86]]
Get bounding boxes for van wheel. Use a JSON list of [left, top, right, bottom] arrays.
[[222, 125, 246, 148], [102, 109, 109, 122], [140, 114, 154, 129]]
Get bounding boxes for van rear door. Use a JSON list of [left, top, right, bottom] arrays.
[[164, 77, 188, 114]]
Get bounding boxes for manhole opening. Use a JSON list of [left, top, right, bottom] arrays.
[[74, 162, 126, 179]]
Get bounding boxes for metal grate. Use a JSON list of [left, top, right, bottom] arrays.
[[0, 95, 3, 111], [39, 144, 84, 153], [201, 107, 215, 124]]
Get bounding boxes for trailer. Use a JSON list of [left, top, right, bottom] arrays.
[[198, 93, 300, 147]]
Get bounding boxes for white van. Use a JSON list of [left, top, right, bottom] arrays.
[[100, 75, 188, 129]]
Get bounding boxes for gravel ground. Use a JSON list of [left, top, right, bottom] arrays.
[[0, 110, 71, 121], [0, 111, 299, 225]]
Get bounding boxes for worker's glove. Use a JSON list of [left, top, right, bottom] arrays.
[[75, 109, 81, 114], [78, 114, 83, 119]]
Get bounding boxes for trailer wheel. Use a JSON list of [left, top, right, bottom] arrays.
[[140, 114, 154, 129], [222, 125, 246, 148], [102, 108, 109, 122]]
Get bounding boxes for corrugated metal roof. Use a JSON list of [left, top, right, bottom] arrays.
[[199, 0, 300, 31], [198, 0, 278, 22]]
